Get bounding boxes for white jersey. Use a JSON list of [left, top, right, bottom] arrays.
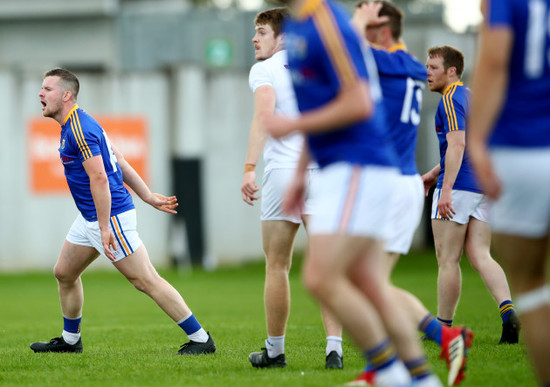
[[249, 50, 313, 171]]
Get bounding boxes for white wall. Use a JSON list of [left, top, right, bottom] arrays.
[[0, 70, 172, 271], [0, 67, 308, 271]]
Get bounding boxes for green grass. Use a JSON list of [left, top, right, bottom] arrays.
[[0, 250, 536, 386]]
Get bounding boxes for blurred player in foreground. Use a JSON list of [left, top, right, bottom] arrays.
[[31, 68, 215, 356], [242, 7, 343, 370], [422, 45, 519, 345], [351, 2, 471, 385], [265, 0, 441, 385], [468, 0, 550, 384]]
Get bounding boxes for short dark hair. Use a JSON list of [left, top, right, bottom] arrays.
[[427, 45, 465, 78], [254, 7, 289, 37], [356, 1, 403, 41], [43, 68, 80, 100]]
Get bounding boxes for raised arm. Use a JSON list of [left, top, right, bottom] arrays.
[[112, 144, 178, 214]]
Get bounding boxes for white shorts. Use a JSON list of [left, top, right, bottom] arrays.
[[261, 168, 318, 223], [308, 162, 400, 238], [431, 188, 489, 224], [386, 174, 424, 254], [490, 147, 550, 238], [66, 209, 143, 262]]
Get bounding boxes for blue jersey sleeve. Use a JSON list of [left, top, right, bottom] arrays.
[[486, 0, 513, 26]]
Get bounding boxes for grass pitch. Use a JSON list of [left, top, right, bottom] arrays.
[[0, 250, 536, 386]]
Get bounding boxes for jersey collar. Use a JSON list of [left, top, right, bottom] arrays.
[[63, 105, 79, 125], [370, 42, 406, 53], [388, 43, 406, 53], [443, 81, 463, 96]]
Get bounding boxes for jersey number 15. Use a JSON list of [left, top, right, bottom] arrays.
[[400, 77, 425, 126]]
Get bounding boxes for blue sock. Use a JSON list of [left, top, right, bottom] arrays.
[[405, 356, 432, 381], [436, 316, 453, 327], [419, 314, 443, 345], [364, 339, 397, 371], [499, 300, 516, 323], [177, 313, 201, 335], [63, 316, 81, 334]]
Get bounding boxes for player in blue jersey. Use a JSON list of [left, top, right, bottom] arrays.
[[468, 0, 550, 384], [422, 46, 520, 345], [265, 0, 441, 385], [31, 68, 215, 355], [350, 2, 471, 385]]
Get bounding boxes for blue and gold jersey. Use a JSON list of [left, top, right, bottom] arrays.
[[486, 0, 550, 147], [59, 106, 134, 221], [435, 82, 481, 193], [372, 45, 427, 175], [283, 0, 396, 169]]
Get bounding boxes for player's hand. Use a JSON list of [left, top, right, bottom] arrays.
[[147, 193, 179, 214], [101, 228, 117, 262], [468, 142, 501, 199], [262, 112, 296, 139], [437, 188, 456, 220], [241, 171, 260, 206], [421, 172, 438, 197], [352, 1, 390, 34], [283, 173, 306, 217]]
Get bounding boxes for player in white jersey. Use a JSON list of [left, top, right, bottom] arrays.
[[241, 8, 343, 370]]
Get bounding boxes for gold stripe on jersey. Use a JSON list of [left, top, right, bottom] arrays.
[[443, 83, 459, 132], [296, 0, 323, 19], [63, 105, 79, 125], [70, 110, 92, 160], [312, 3, 358, 88]]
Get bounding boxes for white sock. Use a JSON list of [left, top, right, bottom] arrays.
[[266, 335, 285, 358], [413, 374, 443, 387], [326, 336, 343, 356], [62, 330, 80, 345], [188, 328, 209, 343], [375, 360, 411, 387]]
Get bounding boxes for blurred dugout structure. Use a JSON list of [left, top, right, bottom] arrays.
[[0, 0, 476, 270]]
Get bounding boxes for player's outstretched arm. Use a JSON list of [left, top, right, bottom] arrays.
[[112, 144, 178, 214]]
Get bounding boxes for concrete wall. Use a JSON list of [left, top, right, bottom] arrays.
[[0, 2, 477, 271], [0, 70, 171, 271]]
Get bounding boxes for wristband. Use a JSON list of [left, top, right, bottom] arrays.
[[244, 163, 256, 173]]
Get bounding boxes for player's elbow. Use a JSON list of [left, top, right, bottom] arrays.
[[89, 172, 109, 187]]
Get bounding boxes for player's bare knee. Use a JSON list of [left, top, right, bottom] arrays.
[[53, 264, 77, 284], [128, 277, 149, 293], [302, 265, 330, 299], [265, 256, 291, 273]]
